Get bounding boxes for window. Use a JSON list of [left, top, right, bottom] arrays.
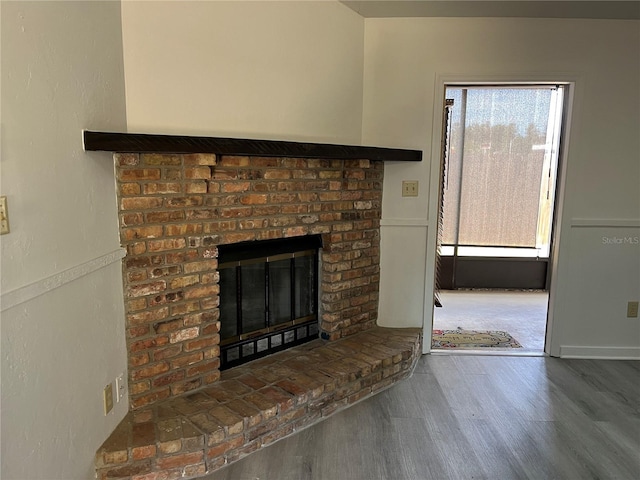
[[441, 85, 564, 258]]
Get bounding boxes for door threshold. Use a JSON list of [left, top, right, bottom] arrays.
[[429, 349, 546, 357]]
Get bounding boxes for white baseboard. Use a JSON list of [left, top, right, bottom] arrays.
[[559, 345, 640, 360]]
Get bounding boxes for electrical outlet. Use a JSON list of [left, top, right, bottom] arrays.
[[0, 196, 10, 235], [115, 373, 126, 403], [402, 180, 419, 197], [103, 383, 114, 415], [627, 301, 639, 318]]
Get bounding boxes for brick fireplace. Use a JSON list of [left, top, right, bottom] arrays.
[[115, 150, 385, 409], [87, 131, 422, 478]]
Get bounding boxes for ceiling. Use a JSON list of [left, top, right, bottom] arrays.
[[340, 1, 640, 19]]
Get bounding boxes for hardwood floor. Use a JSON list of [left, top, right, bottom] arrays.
[[201, 354, 640, 480]]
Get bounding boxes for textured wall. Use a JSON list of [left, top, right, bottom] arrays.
[[0, 2, 128, 478], [121, 0, 365, 145]]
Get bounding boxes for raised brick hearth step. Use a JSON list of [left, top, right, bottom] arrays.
[[96, 327, 422, 480]]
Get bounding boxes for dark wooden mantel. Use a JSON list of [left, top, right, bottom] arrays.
[[83, 130, 422, 162]]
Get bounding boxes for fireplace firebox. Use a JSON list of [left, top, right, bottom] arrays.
[[218, 235, 323, 369]]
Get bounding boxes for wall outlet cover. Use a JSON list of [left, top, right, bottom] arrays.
[[115, 373, 126, 403]]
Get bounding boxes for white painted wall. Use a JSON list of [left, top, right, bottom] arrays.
[[1, 4, 635, 479], [121, 0, 365, 145], [558, 223, 640, 359], [363, 18, 640, 357], [1, 2, 129, 478]]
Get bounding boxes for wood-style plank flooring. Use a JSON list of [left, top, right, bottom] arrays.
[[201, 354, 640, 480]]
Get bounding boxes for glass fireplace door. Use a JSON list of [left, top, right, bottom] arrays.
[[217, 236, 321, 369]]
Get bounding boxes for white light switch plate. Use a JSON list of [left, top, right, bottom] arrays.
[[402, 181, 419, 197], [0, 196, 9, 235]]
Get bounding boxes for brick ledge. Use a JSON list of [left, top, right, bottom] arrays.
[[96, 326, 422, 480]]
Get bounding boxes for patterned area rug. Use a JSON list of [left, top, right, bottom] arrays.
[[432, 329, 522, 349]]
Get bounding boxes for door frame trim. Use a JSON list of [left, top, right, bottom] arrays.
[[423, 75, 576, 356]]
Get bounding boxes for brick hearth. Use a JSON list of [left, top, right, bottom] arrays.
[[96, 326, 422, 479]]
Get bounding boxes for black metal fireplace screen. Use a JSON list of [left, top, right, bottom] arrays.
[[217, 235, 322, 369]]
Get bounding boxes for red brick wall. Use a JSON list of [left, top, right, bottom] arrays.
[[115, 152, 383, 409]]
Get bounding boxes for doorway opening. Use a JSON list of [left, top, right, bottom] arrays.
[[432, 84, 566, 353]]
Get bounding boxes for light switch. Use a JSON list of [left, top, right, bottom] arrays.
[[402, 181, 419, 197], [0, 196, 9, 235]]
